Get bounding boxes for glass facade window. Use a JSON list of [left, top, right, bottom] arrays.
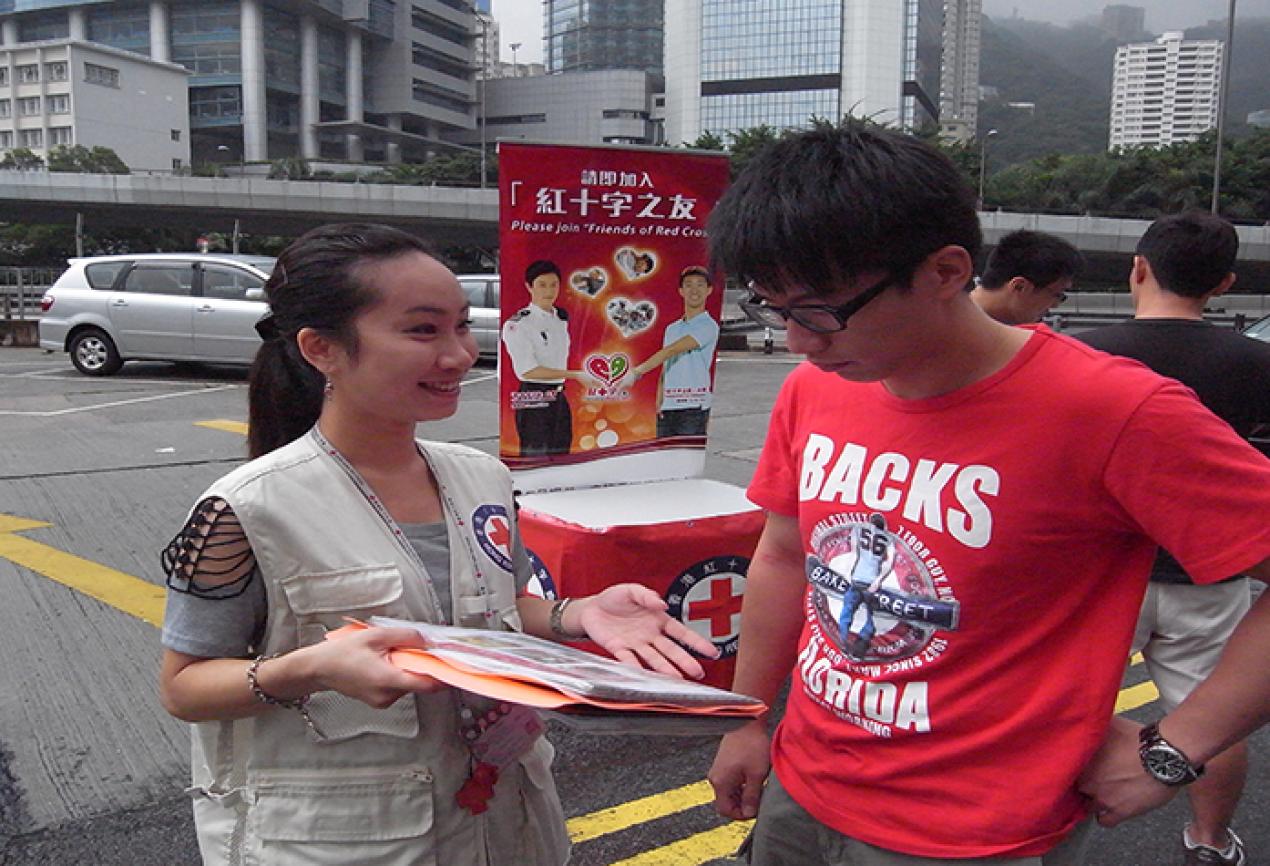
[[263, 8, 300, 90], [84, 62, 121, 87], [701, 0, 839, 81], [0, 68, 7, 86], [190, 85, 242, 121], [0, 100, 9, 119], [18, 64, 40, 84], [413, 43, 469, 80], [171, 1, 240, 77], [49, 126, 73, 146], [45, 62, 68, 82], [18, 96, 42, 116], [412, 78, 469, 114], [411, 6, 470, 47], [545, 0, 662, 74], [88, 3, 151, 55], [317, 25, 347, 103], [0, 131, 12, 149], [20, 129, 43, 148], [701, 89, 838, 136], [266, 92, 298, 131], [17, 11, 68, 43], [48, 94, 71, 114]]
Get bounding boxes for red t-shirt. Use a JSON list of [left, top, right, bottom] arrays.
[[748, 327, 1270, 859]]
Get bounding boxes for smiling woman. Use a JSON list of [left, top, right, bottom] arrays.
[[156, 223, 719, 866]]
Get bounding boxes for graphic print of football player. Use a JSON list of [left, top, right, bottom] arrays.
[[838, 513, 895, 660]]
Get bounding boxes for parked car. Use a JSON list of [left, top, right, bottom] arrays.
[[456, 273, 501, 358], [39, 253, 275, 376], [1243, 313, 1270, 343]]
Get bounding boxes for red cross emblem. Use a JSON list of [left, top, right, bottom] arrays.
[[687, 576, 744, 639]]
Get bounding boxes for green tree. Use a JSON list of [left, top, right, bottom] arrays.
[[0, 148, 45, 170], [46, 145, 130, 174]]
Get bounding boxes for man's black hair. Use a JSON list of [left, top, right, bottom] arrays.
[[679, 265, 712, 287], [979, 230, 1083, 290], [707, 121, 981, 296], [1136, 211, 1238, 299], [524, 259, 561, 285]]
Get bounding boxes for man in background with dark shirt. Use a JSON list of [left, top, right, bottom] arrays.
[[1080, 211, 1270, 866], [970, 229, 1083, 325]]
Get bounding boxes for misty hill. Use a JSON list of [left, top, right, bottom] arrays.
[[977, 14, 1270, 170]]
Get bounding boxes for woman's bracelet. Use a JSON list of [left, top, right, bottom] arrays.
[[247, 654, 319, 735], [549, 597, 584, 640]]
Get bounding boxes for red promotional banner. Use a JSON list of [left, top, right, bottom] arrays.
[[498, 142, 731, 470]]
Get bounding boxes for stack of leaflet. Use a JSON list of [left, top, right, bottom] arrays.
[[331, 619, 765, 736]]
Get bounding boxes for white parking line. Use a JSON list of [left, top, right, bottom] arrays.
[[0, 384, 240, 417]]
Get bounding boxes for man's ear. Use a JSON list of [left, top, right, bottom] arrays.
[[1209, 272, 1236, 298], [296, 327, 340, 376], [1007, 276, 1033, 295], [1130, 255, 1151, 287], [924, 245, 975, 299]]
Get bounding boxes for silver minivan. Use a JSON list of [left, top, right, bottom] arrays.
[[39, 253, 275, 375], [456, 273, 501, 358]]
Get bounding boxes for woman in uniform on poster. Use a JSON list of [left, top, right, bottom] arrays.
[[501, 260, 593, 456]]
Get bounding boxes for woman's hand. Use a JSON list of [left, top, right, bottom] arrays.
[[572, 584, 721, 680], [283, 626, 445, 709]]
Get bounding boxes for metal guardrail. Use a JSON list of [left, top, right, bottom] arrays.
[[1, 267, 60, 321]]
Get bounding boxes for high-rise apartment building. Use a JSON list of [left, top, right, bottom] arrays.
[[1101, 5, 1146, 43], [663, 0, 942, 145], [0, 0, 478, 165], [938, 0, 980, 144], [544, 0, 663, 75], [1109, 31, 1223, 150]]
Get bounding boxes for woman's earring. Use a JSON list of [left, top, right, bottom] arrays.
[[324, 378, 334, 399]]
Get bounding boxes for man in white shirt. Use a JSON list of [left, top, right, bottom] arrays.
[[632, 266, 721, 437], [501, 260, 589, 455]]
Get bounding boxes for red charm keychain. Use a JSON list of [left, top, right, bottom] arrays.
[[456, 761, 500, 814]]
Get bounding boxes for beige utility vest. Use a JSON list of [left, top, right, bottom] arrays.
[[186, 431, 569, 866]]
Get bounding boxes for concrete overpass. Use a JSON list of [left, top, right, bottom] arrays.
[[0, 169, 499, 248], [1, 170, 1268, 286]]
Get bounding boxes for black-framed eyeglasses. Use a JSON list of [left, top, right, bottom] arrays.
[[740, 274, 899, 334]]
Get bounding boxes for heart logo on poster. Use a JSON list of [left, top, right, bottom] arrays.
[[606, 297, 658, 337], [615, 247, 658, 280], [585, 353, 630, 387]]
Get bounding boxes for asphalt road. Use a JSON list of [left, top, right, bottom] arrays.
[[0, 346, 1266, 866]]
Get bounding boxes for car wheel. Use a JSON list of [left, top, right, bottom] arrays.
[[69, 328, 124, 376]]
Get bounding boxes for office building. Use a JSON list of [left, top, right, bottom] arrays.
[[663, 0, 943, 145], [0, 0, 479, 165], [454, 68, 660, 150], [545, 0, 662, 75], [938, 0, 980, 144], [0, 38, 190, 170], [475, 10, 499, 79], [1109, 31, 1223, 150]]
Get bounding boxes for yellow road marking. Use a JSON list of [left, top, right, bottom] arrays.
[[196, 419, 249, 435], [607, 820, 752, 866], [0, 513, 165, 627], [1116, 680, 1160, 713], [568, 780, 714, 843]]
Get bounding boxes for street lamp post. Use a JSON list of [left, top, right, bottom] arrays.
[[978, 128, 998, 209], [1211, 0, 1236, 214], [509, 41, 521, 77], [478, 18, 488, 189]]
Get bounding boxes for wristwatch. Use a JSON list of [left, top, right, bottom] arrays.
[[1138, 722, 1205, 786]]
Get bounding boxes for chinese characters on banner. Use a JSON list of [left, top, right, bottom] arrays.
[[498, 142, 731, 469]]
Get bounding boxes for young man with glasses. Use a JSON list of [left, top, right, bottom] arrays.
[[1076, 211, 1270, 866], [969, 229, 1083, 326], [707, 122, 1270, 866]]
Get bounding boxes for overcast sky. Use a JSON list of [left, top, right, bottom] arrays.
[[493, 1, 1270, 66]]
